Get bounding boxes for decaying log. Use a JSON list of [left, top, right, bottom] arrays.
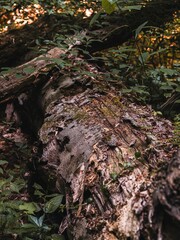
[[39, 78, 177, 239], [0, 47, 64, 103], [1, 47, 179, 239]]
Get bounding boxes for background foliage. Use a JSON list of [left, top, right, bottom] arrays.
[[0, 0, 179, 239]]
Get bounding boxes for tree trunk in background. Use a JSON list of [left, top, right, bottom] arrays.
[[0, 1, 179, 67]]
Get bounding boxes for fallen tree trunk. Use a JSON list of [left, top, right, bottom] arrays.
[[0, 47, 65, 103], [39, 70, 178, 239], [1, 47, 179, 239]]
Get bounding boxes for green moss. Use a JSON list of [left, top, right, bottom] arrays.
[[73, 110, 88, 121], [112, 96, 123, 107]]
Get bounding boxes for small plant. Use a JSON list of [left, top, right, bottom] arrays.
[[0, 147, 65, 239]]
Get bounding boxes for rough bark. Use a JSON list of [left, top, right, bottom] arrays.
[[1, 47, 179, 239], [0, 47, 65, 103], [39, 67, 178, 239]]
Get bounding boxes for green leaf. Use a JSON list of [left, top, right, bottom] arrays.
[[149, 48, 167, 56], [38, 214, 45, 227], [28, 215, 49, 230], [28, 215, 41, 227], [51, 234, 66, 240], [121, 88, 132, 93], [10, 182, 20, 193], [102, 0, 116, 14], [0, 168, 4, 174], [138, 52, 149, 64], [44, 195, 63, 213], [164, 93, 172, 98], [160, 85, 173, 90], [135, 21, 148, 38], [15, 73, 24, 79], [111, 69, 120, 74], [46, 193, 60, 198], [0, 160, 8, 165], [0, 180, 6, 188], [33, 183, 44, 190], [23, 67, 35, 74], [42, 224, 51, 231], [21, 223, 37, 229], [2, 5, 12, 11], [154, 111, 163, 116], [52, 58, 65, 67], [175, 86, 180, 92], [133, 87, 148, 94], [89, 10, 102, 27], [159, 68, 178, 76], [121, 5, 142, 11], [34, 189, 45, 197], [110, 172, 118, 180], [0, 68, 11, 76], [169, 82, 178, 87], [19, 202, 38, 214], [119, 64, 128, 69]]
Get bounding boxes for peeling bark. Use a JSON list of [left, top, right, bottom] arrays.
[[40, 84, 177, 239], [0, 47, 179, 239], [0, 47, 65, 103]]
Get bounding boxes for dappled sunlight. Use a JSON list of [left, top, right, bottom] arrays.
[[0, 1, 98, 33], [0, 4, 45, 33]]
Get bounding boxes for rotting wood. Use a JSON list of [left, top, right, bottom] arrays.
[[0, 47, 64, 103], [42, 95, 177, 239], [36, 53, 178, 239], [0, 46, 179, 240]]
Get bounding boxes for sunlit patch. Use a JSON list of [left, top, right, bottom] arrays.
[[0, 4, 45, 33], [0, 1, 100, 33], [84, 8, 93, 17]]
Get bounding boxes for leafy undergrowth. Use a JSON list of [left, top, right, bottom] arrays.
[[0, 117, 65, 240], [94, 21, 180, 116]]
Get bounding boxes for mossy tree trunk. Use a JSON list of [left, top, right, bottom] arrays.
[[0, 46, 179, 240]]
